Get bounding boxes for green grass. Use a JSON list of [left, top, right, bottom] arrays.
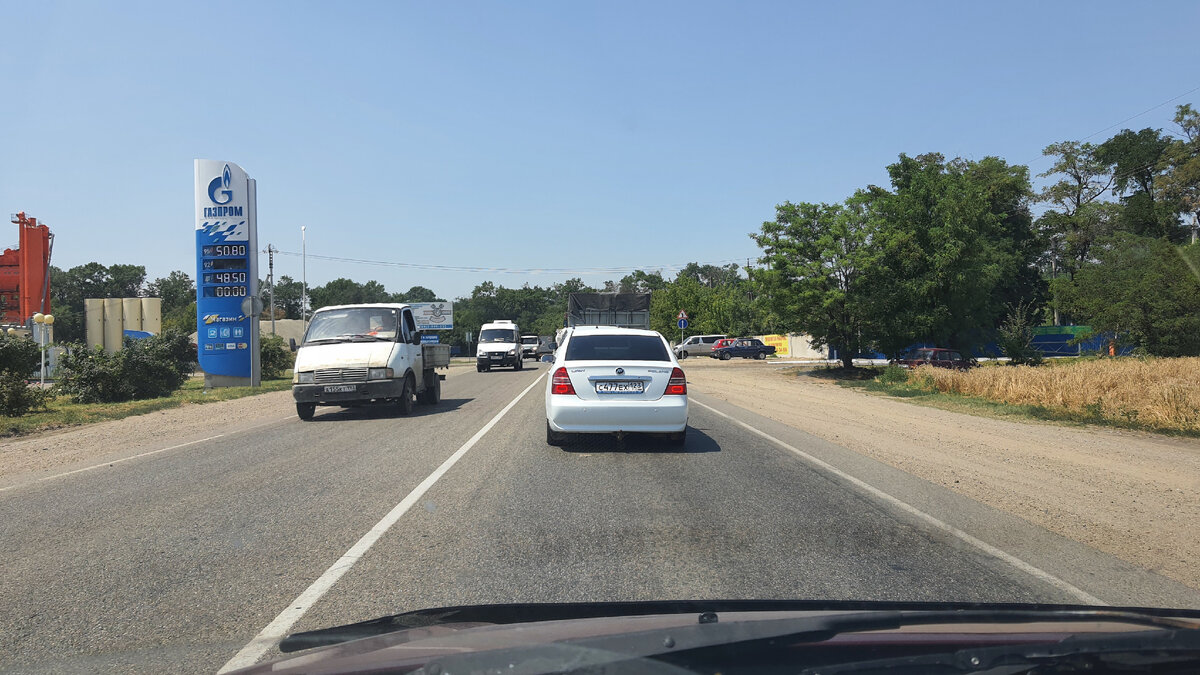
[[832, 370, 1200, 438], [0, 374, 294, 438]]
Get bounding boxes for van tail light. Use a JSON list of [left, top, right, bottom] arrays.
[[665, 367, 687, 395], [551, 367, 576, 395]]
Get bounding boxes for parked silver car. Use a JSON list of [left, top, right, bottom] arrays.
[[673, 334, 726, 359]]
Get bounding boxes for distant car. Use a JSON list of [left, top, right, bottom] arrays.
[[520, 334, 541, 360], [673, 334, 726, 359], [894, 348, 974, 370], [545, 326, 687, 446], [536, 336, 555, 358], [711, 337, 776, 360], [709, 338, 736, 353]]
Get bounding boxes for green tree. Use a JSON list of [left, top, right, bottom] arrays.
[[394, 285, 442, 303], [752, 192, 877, 368], [866, 153, 1043, 356], [308, 278, 392, 309], [1059, 234, 1200, 356], [1096, 128, 1181, 240], [1158, 104, 1200, 241]]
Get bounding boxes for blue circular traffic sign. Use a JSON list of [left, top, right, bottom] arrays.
[[677, 319, 688, 329]]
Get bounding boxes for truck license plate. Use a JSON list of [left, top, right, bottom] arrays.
[[323, 384, 356, 393], [595, 381, 644, 394]]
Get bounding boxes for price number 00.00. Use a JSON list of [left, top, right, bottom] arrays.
[[204, 286, 248, 298]]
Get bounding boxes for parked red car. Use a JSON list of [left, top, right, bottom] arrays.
[[894, 348, 974, 370]]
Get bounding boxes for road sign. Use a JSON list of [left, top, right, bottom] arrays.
[[677, 310, 688, 320], [677, 319, 688, 329]]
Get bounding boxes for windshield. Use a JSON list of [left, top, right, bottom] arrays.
[[479, 328, 518, 343], [8, 4, 1200, 674], [565, 334, 670, 361], [304, 308, 398, 343]]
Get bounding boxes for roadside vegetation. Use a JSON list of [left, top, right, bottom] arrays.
[[838, 359, 1200, 436], [0, 375, 293, 438]]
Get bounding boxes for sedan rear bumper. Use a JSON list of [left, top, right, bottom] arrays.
[[547, 395, 688, 434]]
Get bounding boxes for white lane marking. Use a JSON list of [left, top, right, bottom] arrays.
[[691, 398, 1105, 606], [219, 371, 548, 673], [0, 415, 295, 494]]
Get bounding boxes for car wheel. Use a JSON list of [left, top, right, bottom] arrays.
[[546, 420, 565, 447], [668, 428, 686, 446], [720, 351, 732, 361], [396, 375, 415, 416], [296, 402, 316, 421], [679, 351, 688, 359], [755, 352, 766, 360], [476, 365, 484, 372]]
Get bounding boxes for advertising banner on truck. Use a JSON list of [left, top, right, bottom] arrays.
[[411, 302, 453, 330]]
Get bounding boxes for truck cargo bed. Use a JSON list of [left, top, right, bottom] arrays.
[[422, 343, 451, 368]]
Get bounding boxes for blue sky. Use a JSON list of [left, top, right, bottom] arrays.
[[2, 1, 1198, 300]]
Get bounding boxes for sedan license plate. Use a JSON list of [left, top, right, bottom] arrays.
[[323, 384, 356, 393], [595, 381, 644, 394]]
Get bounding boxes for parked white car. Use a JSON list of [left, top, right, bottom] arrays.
[[545, 326, 688, 446]]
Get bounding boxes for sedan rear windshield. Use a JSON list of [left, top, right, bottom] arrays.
[[565, 335, 670, 362]]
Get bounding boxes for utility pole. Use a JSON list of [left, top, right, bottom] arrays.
[[301, 226, 307, 324], [263, 244, 277, 335]]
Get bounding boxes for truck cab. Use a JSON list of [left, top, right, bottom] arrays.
[[292, 303, 450, 420], [477, 320, 523, 372]]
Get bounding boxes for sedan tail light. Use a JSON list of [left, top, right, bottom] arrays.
[[551, 367, 576, 395], [665, 367, 686, 395]]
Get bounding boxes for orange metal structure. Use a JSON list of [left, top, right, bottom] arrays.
[[0, 212, 54, 324]]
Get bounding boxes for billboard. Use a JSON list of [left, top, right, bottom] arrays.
[[194, 160, 259, 381], [410, 302, 453, 330], [760, 334, 790, 358]]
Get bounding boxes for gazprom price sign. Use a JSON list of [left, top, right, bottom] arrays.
[[194, 160, 259, 381]]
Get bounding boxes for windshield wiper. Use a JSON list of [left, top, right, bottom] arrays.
[[305, 334, 391, 344]]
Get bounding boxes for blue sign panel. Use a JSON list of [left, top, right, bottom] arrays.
[[194, 160, 257, 378], [420, 333, 440, 344], [677, 319, 688, 329]]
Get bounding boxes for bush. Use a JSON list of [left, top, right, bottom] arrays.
[[260, 333, 294, 380], [878, 364, 908, 385], [997, 300, 1044, 366], [0, 333, 41, 377], [0, 370, 49, 416], [54, 330, 196, 404]]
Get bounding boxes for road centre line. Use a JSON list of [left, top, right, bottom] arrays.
[[218, 371, 549, 673], [690, 398, 1105, 606]]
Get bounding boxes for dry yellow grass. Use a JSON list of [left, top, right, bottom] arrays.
[[911, 358, 1200, 433]]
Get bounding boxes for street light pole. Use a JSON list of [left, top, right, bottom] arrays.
[[32, 312, 53, 387], [301, 226, 307, 324]]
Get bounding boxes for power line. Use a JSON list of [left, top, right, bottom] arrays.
[[271, 250, 745, 275]]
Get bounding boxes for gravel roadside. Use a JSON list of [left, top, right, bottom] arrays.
[[683, 358, 1200, 592]]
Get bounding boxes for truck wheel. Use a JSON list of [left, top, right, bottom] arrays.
[[515, 358, 523, 371], [421, 373, 441, 404], [476, 364, 484, 372], [396, 375, 415, 416], [546, 420, 565, 447], [720, 351, 732, 361], [296, 402, 316, 421]]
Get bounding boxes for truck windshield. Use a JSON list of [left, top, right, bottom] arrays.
[[521, 337, 539, 345], [305, 308, 399, 343], [480, 329, 518, 343]]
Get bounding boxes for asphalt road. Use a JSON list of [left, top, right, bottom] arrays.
[[1, 361, 1197, 673]]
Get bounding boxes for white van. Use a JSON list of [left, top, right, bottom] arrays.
[[477, 320, 523, 372], [674, 334, 727, 359]]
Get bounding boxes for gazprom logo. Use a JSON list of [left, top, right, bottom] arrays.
[[208, 164, 233, 205], [203, 164, 243, 217]]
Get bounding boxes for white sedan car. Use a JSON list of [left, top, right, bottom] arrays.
[[545, 326, 688, 446]]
